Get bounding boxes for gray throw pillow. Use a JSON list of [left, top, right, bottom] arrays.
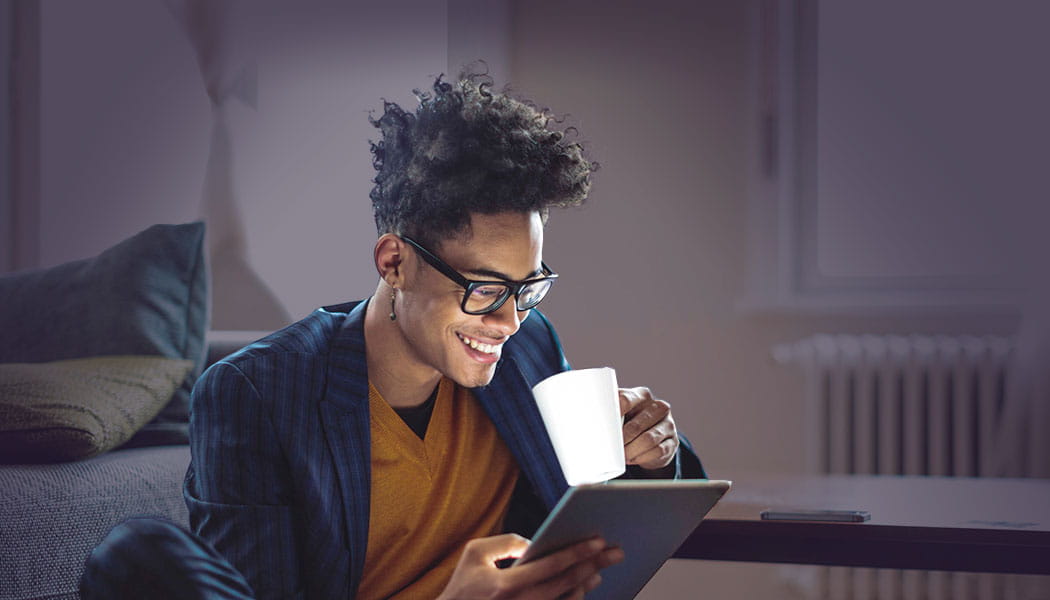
[[0, 222, 208, 444], [0, 356, 194, 463]]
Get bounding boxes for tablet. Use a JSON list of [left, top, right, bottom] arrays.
[[514, 479, 731, 599]]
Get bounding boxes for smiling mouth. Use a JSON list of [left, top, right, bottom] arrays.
[[456, 333, 503, 355]]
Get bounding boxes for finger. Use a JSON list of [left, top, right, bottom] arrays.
[[629, 437, 678, 469], [622, 399, 671, 444], [625, 424, 673, 463], [583, 573, 602, 592], [531, 547, 623, 600], [557, 586, 586, 600], [595, 546, 625, 569], [525, 553, 602, 599], [505, 537, 605, 588]]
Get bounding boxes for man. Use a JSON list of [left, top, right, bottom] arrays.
[[82, 74, 704, 599]]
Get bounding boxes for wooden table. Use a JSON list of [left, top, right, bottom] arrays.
[[674, 473, 1050, 575]]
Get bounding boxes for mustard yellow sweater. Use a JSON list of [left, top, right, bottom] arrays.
[[358, 378, 519, 599]]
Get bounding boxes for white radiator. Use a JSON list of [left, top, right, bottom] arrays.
[[773, 334, 1026, 600], [773, 334, 1013, 478]]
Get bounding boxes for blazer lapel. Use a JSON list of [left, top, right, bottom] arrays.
[[319, 300, 372, 597], [474, 356, 568, 510]]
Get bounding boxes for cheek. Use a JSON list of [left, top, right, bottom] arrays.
[[403, 296, 461, 344]]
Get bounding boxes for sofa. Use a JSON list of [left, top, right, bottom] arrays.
[[0, 223, 260, 600]]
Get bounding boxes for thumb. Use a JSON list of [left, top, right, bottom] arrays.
[[467, 534, 531, 564]]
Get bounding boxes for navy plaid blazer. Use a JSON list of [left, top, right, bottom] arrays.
[[184, 299, 704, 599]]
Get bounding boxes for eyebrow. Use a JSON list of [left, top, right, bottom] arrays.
[[465, 266, 544, 282]]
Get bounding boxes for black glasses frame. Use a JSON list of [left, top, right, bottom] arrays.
[[400, 236, 558, 315]]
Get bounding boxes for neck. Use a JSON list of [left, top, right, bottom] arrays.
[[363, 282, 442, 408]]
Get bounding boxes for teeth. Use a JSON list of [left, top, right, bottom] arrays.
[[459, 333, 499, 354]]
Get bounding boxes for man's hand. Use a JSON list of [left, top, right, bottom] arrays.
[[619, 387, 679, 471], [438, 534, 624, 600]]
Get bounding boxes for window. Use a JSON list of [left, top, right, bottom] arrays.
[[744, 0, 1048, 315]]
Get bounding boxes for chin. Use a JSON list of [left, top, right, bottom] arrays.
[[461, 369, 498, 389], [447, 363, 498, 389]]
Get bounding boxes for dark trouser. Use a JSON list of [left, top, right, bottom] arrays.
[[80, 518, 255, 600]]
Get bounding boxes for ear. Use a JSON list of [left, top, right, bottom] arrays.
[[374, 233, 407, 287]]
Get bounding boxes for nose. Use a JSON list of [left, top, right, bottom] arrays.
[[483, 297, 526, 337]]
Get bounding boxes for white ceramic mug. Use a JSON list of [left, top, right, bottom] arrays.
[[532, 367, 625, 486]]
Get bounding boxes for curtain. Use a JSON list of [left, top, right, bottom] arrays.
[[163, 0, 290, 330]]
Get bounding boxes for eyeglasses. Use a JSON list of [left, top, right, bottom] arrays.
[[400, 236, 558, 315]]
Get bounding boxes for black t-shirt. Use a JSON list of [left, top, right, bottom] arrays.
[[392, 384, 439, 440]]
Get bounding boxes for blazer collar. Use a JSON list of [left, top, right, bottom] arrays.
[[473, 356, 569, 510], [319, 299, 372, 596], [323, 299, 371, 411]]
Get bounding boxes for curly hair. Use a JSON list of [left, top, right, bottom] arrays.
[[368, 72, 596, 249]]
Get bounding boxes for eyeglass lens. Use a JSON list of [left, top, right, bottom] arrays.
[[464, 279, 553, 314]]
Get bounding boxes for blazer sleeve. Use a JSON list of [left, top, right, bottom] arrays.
[[674, 434, 708, 478], [184, 361, 304, 600], [622, 434, 707, 480]]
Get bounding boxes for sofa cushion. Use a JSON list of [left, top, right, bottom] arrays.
[[0, 222, 209, 445], [0, 356, 193, 463]]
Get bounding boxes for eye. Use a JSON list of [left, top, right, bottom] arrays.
[[471, 285, 506, 298]]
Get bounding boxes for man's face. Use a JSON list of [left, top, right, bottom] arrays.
[[396, 211, 544, 388]]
